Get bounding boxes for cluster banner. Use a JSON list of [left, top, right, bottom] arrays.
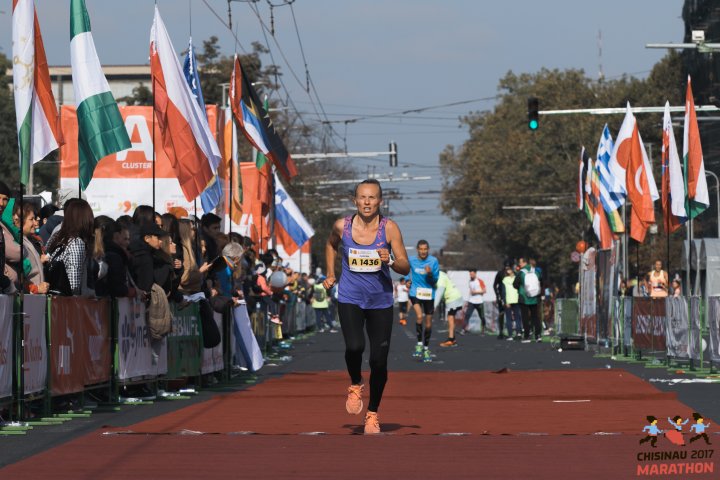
[[166, 304, 202, 379], [23, 295, 48, 395], [233, 304, 264, 372], [631, 298, 666, 352], [0, 296, 11, 399], [665, 296, 689, 359], [50, 297, 111, 395], [201, 311, 225, 375], [706, 297, 720, 363], [116, 298, 168, 380]]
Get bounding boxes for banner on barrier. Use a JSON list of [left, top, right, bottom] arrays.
[[167, 304, 202, 379], [665, 297, 689, 359], [117, 298, 168, 380], [0, 296, 11, 399], [201, 311, 225, 375], [632, 298, 667, 352], [623, 298, 633, 347], [233, 304, 264, 372], [51, 297, 111, 395], [23, 295, 48, 395], [580, 248, 597, 339], [688, 297, 701, 361], [708, 297, 720, 363]]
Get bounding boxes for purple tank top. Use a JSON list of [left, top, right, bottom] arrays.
[[337, 215, 393, 309]]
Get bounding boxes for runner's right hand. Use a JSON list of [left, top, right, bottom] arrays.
[[323, 276, 336, 289]]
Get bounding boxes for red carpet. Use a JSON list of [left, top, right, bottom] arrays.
[[1, 369, 714, 479], [105, 369, 694, 435]]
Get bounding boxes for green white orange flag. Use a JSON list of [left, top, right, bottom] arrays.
[[70, 0, 130, 190], [12, 0, 63, 186], [683, 76, 709, 219]]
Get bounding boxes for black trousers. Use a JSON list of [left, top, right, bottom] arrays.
[[521, 303, 541, 338], [338, 302, 394, 412]]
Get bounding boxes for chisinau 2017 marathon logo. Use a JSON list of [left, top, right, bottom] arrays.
[[636, 413, 714, 476]]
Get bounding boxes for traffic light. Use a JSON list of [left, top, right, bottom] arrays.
[[389, 141, 398, 167], [527, 97, 539, 130]]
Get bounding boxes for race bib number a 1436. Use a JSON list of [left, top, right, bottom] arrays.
[[348, 248, 382, 272]]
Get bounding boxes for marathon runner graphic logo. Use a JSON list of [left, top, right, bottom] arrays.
[[636, 413, 714, 476]]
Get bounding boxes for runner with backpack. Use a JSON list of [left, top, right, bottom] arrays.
[[514, 257, 542, 343]]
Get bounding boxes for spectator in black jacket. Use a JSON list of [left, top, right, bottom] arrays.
[[96, 220, 137, 298]]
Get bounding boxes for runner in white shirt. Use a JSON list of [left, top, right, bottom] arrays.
[[464, 270, 487, 334], [395, 278, 409, 326]]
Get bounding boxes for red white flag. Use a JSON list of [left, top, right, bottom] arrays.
[[150, 6, 221, 201]]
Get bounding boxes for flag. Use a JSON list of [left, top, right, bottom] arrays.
[[182, 38, 223, 212], [150, 6, 222, 201], [230, 54, 297, 181], [595, 125, 624, 232], [255, 98, 270, 169], [220, 107, 243, 225], [661, 101, 687, 234], [70, 0, 130, 190], [578, 147, 593, 222], [683, 76, 710, 219], [591, 164, 615, 250], [274, 173, 314, 255], [12, 0, 64, 186], [609, 103, 657, 243]]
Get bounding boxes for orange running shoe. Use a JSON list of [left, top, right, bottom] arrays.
[[399, 318, 407, 326], [346, 384, 364, 415], [364, 411, 380, 434], [439, 338, 457, 347]]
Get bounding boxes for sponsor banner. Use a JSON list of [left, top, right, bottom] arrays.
[[709, 297, 720, 363], [0, 296, 11, 399], [59, 105, 220, 217], [631, 298, 667, 352], [233, 304, 264, 372], [116, 298, 168, 381], [82, 299, 111, 386], [580, 248, 597, 338], [623, 297, 633, 347], [50, 297, 85, 395], [665, 296, 689, 359], [201, 311, 224, 375], [167, 304, 202, 379], [23, 295, 48, 395]]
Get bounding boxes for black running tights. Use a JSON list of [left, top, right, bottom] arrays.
[[338, 302, 394, 412]]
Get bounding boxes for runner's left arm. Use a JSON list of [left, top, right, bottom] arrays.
[[383, 220, 410, 275]]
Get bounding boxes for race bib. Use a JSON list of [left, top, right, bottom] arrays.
[[348, 248, 382, 272], [416, 287, 433, 300]]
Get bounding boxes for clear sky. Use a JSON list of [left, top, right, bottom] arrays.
[[1, 0, 686, 251]]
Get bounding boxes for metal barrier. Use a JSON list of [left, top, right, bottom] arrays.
[[0, 293, 267, 430]]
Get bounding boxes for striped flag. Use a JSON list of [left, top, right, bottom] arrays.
[[578, 147, 593, 222], [274, 173, 314, 255], [182, 38, 223, 213], [70, 0, 130, 190], [595, 125, 624, 232], [12, 0, 63, 186], [683, 76, 709, 219], [591, 165, 615, 250], [230, 54, 297, 181], [661, 101, 687, 233], [150, 6, 221, 201]]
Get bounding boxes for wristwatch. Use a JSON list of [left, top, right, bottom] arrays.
[[388, 255, 395, 267]]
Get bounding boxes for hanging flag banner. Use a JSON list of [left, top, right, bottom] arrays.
[[579, 247, 597, 339], [116, 298, 168, 380], [23, 294, 48, 395], [0, 296, 11, 399], [233, 304, 264, 372], [59, 105, 220, 217], [689, 296, 702, 361]]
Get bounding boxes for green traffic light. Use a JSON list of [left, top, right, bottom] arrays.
[[529, 119, 538, 130]]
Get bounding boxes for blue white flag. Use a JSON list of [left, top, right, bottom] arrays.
[[595, 125, 624, 232], [274, 173, 314, 254], [182, 38, 223, 213]]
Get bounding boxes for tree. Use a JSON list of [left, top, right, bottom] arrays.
[[440, 52, 685, 285]]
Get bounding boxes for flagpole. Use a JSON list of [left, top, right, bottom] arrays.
[[152, 75, 156, 211]]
